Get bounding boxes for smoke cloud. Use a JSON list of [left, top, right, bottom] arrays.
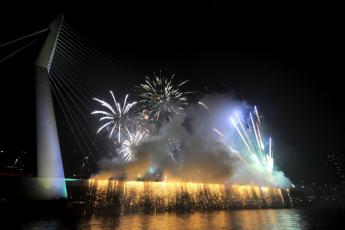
[[95, 94, 292, 188]]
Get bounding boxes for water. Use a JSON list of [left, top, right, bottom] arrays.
[[17, 209, 345, 230]]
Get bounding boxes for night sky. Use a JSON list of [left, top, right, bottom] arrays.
[[0, 2, 343, 184]]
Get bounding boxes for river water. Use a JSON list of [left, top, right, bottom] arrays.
[[17, 208, 344, 230]]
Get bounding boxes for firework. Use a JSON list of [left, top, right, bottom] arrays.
[[212, 128, 224, 137], [198, 100, 278, 181], [136, 72, 190, 122], [119, 129, 148, 162], [230, 106, 274, 174], [167, 137, 183, 161], [91, 90, 137, 143], [87, 179, 292, 212], [198, 101, 209, 111]]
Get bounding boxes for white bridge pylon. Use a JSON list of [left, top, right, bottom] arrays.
[[35, 14, 67, 199]]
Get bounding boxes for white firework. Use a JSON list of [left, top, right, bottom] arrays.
[[120, 130, 148, 162], [137, 72, 190, 122], [91, 90, 137, 143]]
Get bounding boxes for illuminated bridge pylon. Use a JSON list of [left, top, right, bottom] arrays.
[[35, 14, 67, 199]]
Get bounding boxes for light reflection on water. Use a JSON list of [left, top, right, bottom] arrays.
[[22, 209, 308, 230]]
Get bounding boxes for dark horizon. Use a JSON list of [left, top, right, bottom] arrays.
[[0, 2, 343, 185]]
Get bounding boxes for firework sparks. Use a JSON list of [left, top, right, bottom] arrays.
[[87, 179, 291, 212], [136, 72, 190, 122], [91, 90, 137, 143], [120, 129, 148, 162]]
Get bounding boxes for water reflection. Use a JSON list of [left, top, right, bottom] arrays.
[[22, 209, 308, 230]]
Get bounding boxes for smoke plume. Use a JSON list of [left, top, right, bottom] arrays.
[[95, 94, 292, 188]]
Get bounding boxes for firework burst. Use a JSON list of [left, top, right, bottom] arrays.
[[120, 129, 148, 162], [91, 90, 137, 143], [136, 72, 190, 122]]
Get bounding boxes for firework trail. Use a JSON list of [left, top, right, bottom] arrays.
[[230, 106, 274, 174], [91, 90, 137, 143], [136, 72, 190, 122], [200, 101, 274, 174], [198, 101, 209, 111]]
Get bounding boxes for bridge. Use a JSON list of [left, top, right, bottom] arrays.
[[0, 15, 140, 200]]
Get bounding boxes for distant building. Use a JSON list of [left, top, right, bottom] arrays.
[[327, 153, 345, 185]]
